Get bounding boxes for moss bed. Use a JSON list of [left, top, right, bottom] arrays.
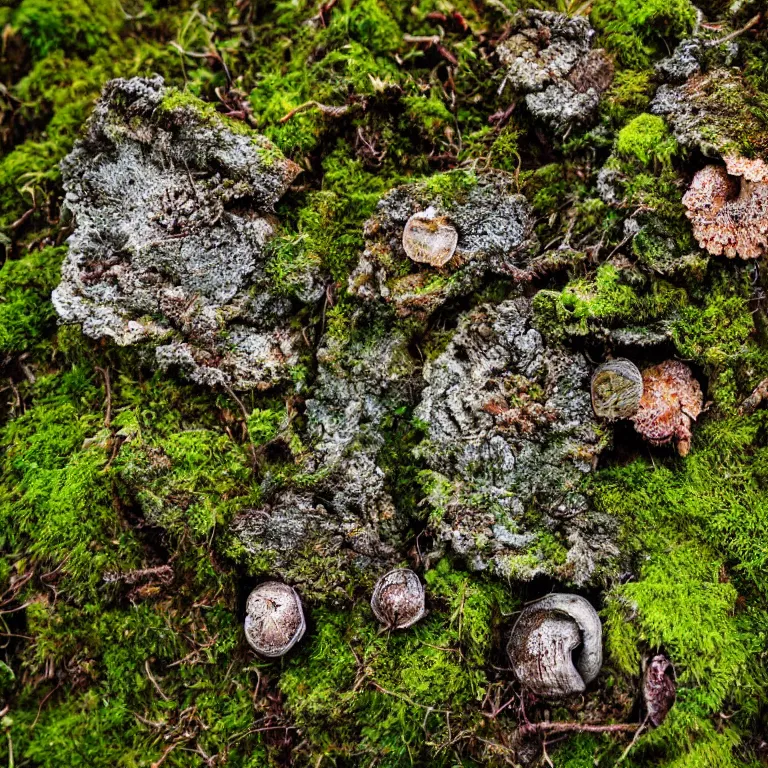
[[1, 0, 768, 766]]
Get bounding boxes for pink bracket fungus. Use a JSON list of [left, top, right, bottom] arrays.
[[683, 155, 768, 260], [631, 360, 703, 457]]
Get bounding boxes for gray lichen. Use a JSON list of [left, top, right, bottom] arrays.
[[413, 298, 618, 585], [52, 76, 312, 390], [498, 10, 613, 134], [349, 171, 535, 320]]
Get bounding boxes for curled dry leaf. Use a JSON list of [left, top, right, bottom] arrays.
[[507, 593, 602, 698], [643, 653, 676, 727], [591, 358, 643, 420]]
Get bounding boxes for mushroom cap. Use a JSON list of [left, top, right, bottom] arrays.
[[244, 581, 306, 657], [402, 208, 459, 267], [683, 161, 768, 260], [370, 568, 425, 629], [631, 360, 703, 456], [591, 358, 643, 420], [507, 593, 602, 698]]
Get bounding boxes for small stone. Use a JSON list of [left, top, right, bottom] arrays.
[[370, 568, 425, 629], [244, 582, 306, 657], [591, 358, 644, 420], [402, 208, 459, 267]]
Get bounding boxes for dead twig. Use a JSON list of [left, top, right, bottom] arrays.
[[94, 366, 112, 427], [145, 660, 170, 701], [519, 721, 639, 738], [279, 100, 352, 123]]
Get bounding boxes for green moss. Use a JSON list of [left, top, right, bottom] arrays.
[[532, 263, 687, 340], [591, 0, 697, 68], [12, 0, 124, 60], [617, 114, 677, 167], [593, 412, 768, 765]]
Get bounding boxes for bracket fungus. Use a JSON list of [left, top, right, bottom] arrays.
[[370, 569, 425, 630], [244, 582, 306, 657], [682, 156, 768, 260], [402, 208, 459, 267], [507, 594, 602, 698], [591, 359, 644, 420], [631, 360, 703, 457]]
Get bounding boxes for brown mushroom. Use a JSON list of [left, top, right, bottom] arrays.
[[631, 360, 703, 456], [683, 156, 768, 260], [244, 581, 306, 657], [507, 594, 602, 698]]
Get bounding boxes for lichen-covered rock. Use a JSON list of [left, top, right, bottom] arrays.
[[348, 171, 535, 320], [652, 68, 768, 159], [52, 76, 310, 390], [631, 360, 703, 456], [414, 298, 617, 585], [230, 328, 419, 591], [498, 10, 612, 134], [683, 159, 768, 259]]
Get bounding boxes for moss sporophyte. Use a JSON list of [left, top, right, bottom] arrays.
[[2, 0, 768, 766]]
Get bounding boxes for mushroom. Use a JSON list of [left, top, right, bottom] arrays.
[[591, 358, 644, 420], [682, 155, 768, 260], [507, 594, 602, 698], [631, 360, 703, 457], [643, 653, 676, 727], [371, 568, 425, 629], [402, 207, 459, 267], [244, 581, 306, 657]]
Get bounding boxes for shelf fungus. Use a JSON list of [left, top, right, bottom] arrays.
[[682, 156, 768, 260], [244, 582, 306, 657], [370, 569, 425, 630], [402, 208, 459, 267], [643, 653, 676, 727], [507, 594, 602, 697], [591, 358, 644, 420], [631, 360, 703, 457]]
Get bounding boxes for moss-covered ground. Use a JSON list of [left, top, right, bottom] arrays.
[[1, 0, 768, 766]]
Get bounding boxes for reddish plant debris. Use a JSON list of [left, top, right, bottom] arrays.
[[643, 653, 676, 727], [631, 360, 703, 456]]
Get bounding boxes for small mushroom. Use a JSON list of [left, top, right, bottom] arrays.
[[631, 360, 703, 457], [591, 358, 644, 420], [371, 568, 425, 629], [682, 156, 768, 260], [402, 207, 459, 267], [643, 653, 676, 727], [244, 581, 306, 657], [507, 594, 602, 698]]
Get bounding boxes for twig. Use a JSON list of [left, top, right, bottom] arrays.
[[615, 716, 650, 765], [151, 742, 180, 768], [707, 13, 761, 46], [279, 100, 351, 123], [519, 721, 639, 738], [222, 384, 258, 469], [145, 660, 170, 701], [31, 683, 62, 728]]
